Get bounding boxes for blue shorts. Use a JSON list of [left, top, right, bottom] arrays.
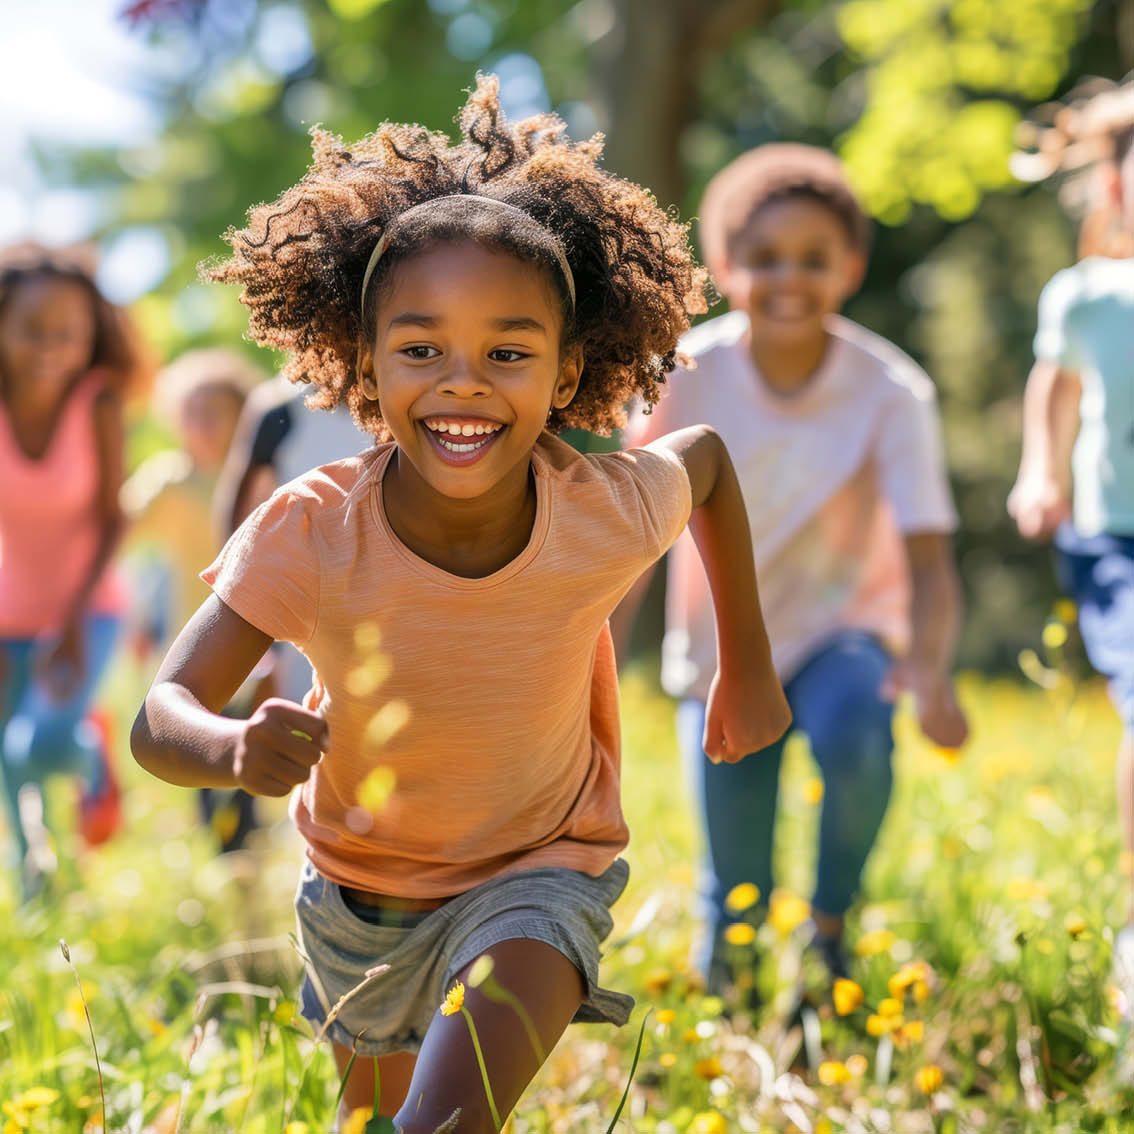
[[1055, 525, 1134, 729]]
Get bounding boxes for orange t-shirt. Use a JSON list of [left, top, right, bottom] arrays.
[[202, 432, 691, 897]]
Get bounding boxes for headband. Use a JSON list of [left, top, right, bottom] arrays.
[[358, 194, 576, 322]]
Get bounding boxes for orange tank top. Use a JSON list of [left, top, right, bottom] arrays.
[[0, 370, 125, 637]]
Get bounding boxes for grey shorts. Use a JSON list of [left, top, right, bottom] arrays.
[[294, 857, 633, 1056]]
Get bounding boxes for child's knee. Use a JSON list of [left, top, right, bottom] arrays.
[[809, 711, 893, 782]]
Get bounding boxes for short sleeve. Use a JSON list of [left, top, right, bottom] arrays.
[[593, 445, 693, 563], [200, 488, 320, 646], [1033, 268, 1083, 368], [875, 382, 958, 534]]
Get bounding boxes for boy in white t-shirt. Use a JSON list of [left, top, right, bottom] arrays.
[[621, 144, 969, 988]]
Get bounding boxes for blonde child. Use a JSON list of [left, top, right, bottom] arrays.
[[1008, 79, 1134, 1009], [621, 144, 968, 990], [131, 77, 789, 1131], [0, 244, 145, 896]]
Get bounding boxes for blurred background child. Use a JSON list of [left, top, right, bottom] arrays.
[[1008, 79, 1134, 1013], [0, 244, 146, 898], [121, 347, 266, 851], [619, 145, 969, 993]]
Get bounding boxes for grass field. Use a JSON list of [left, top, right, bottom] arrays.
[[2, 636, 1133, 1132]]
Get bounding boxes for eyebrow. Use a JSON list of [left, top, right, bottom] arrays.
[[385, 312, 548, 334]]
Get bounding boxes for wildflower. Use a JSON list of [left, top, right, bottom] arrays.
[[4, 1121, 22, 1134], [894, 1019, 924, 1048], [1034, 938, 1055, 955], [768, 890, 810, 936], [694, 1055, 724, 1080], [273, 1001, 297, 1026], [934, 746, 962, 763], [723, 922, 757, 946], [1042, 621, 1068, 650], [441, 981, 465, 1016], [644, 967, 673, 995], [659, 1052, 677, 1068], [468, 955, 495, 988], [866, 1013, 900, 1036], [341, 1109, 371, 1134], [1064, 912, 1088, 938], [803, 777, 824, 805], [854, 928, 896, 958], [846, 1053, 868, 1077], [878, 997, 903, 1019], [689, 1112, 728, 1134], [1054, 599, 1077, 623], [914, 1064, 944, 1094], [889, 962, 930, 999], [682, 1027, 699, 1044], [15, 1088, 59, 1111], [284, 1124, 310, 1134], [656, 1008, 676, 1025], [818, 1060, 851, 1085], [833, 978, 864, 1016], [724, 882, 760, 913]]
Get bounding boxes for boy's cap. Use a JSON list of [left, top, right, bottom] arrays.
[[699, 143, 870, 274]]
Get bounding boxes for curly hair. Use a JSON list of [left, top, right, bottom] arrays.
[[0, 243, 150, 399], [698, 144, 871, 277], [206, 74, 709, 437]]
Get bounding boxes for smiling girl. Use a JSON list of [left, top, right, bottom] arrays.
[[131, 77, 788, 1132]]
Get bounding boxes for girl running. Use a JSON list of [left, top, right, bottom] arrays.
[[132, 76, 789, 1131]]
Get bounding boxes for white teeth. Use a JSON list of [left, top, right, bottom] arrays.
[[461, 423, 476, 436], [437, 436, 488, 453], [474, 425, 484, 435], [447, 423, 462, 435]]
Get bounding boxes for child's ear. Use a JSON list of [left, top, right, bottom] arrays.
[[356, 342, 379, 402], [841, 250, 867, 298], [552, 343, 584, 409]]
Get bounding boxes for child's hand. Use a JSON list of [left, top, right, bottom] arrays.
[[881, 660, 968, 749], [233, 698, 328, 797], [39, 620, 86, 702], [1007, 474, 1070, 540], [702, 666, 791, 764]]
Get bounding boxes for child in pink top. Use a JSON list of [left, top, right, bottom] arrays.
[[132, 77, 789, 1131], [621, 144, 969, 990], [0, 244, 146, 898]]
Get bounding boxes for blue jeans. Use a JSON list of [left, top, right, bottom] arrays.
[[677, 630, 894, 976], [0, 614, 120, 866]]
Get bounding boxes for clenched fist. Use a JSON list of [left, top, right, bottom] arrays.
[[233, 699, 328, 797]]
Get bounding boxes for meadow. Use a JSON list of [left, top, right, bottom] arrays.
[[2, 620, 1133, 1133]]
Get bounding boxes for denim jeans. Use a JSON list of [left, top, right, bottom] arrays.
[[677, 630, 894, 976], [0, 614, 120, 865]]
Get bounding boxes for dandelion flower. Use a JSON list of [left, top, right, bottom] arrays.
[[284, 1124, 310, 1134], [724, 882, 760, 912], [867, 1012, 900, 1036], [694, 1055, 724, 1080], [889, 961, 931, 999], [682, 1027, 700, 1044], [723, 922, 757, 946], [659, 1052, 677, 1068], [441, 980, 465, 1016], [656, 1008, 676, 1025], [689, 1112, 728, 1134], [878, 997, 903, 1019], [896, 1019, 924, 1046], [1054, 599, 1077, 623], [914, 1064, 944, 1094], [803, 777, 824, 805], [846, 1053, 868, 1077], [644, 967, 673, 995], [854, 928, 897, 958], [1064, 912, 1087, 938], [833, 978, 864, 1016], [15, 1088, 60, 1111], [1042, 621, 1068, 650], [341, 1109, 371, 1134], [934, 746, 962, 763], [768, 890, 810, 936], [818, 1060, 851, 1085]]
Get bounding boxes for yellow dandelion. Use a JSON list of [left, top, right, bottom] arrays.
[[866, 1012, 900, 1036], [888, 961, 930, 999], [724, 882, 760, 913], [833, 978, 864, 1016], [1064, 912, 1088, 938], [689, 1112, 728, 1134], [803, 777, 824, 805], [818, 1060, 851, 1085], [846, 1053, 868, 1077], [655, 1008, 676, 1025], [897, 1019, 925, 1046], [913, 979, 930, 1004], [659, 1052, 677, 1068], [284, 1124, 310, 1134], [878, 997, 903, 1019], [934, 746, 963, 763], [4, 1120, 22, 1134], [768, 890, 810, 936], [341, 1109, 371, 1134], [682, 1027, 700, 1044], [644, 967, 673, 995], [1054, 599, 1077, 623], [723, 922, 757, 946], [441, 980, 465, 1016], [694, 1055, 724, 1080], [914, 1064, 944, 1094], [1007, 875, 1046, 904], [854, 928, 897, 958], [15, 1088, 60, 1111], [1035, 938, 1055, 955], [1042, 621, 1068, 650]]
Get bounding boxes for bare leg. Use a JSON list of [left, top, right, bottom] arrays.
[[395, 938, 585, 1133], [332, 1045, 417, 1128], [1118, 728, 1134, 925]]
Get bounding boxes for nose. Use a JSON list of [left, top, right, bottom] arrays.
[[437, 353, 492, 398]]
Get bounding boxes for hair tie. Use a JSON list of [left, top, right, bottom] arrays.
[[359, 194, 576, 323]]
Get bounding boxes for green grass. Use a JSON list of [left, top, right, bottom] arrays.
[[2, 649, 1133, 1132]]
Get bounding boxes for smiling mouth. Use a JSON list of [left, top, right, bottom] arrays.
[[420, 416, 506, 463]]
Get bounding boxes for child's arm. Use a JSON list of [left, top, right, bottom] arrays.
[[647, 425, 790, 762], [131, 595, 327, 796], [881, 532, 969, 749], [1008, 360, 1081, 540]]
